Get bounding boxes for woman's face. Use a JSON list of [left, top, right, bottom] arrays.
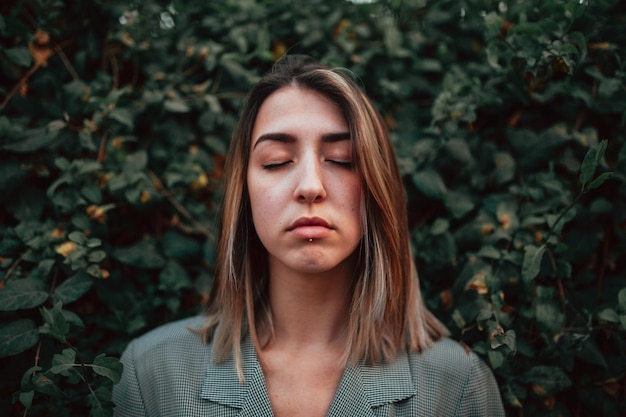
[[247, 86, 363, 276]]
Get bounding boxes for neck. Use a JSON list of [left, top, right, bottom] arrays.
[[261, 258, 354, 351]]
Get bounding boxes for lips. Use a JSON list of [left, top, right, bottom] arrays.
[[287, 217, 333, 239]]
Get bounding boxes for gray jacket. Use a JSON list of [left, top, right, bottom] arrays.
[[112, 316, 505, 416]]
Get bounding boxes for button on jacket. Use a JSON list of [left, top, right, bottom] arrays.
[[112, 316, 505, 416]]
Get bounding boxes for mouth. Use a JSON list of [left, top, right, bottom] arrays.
[[287, 217, 333, 239]]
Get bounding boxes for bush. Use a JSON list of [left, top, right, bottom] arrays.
[[1, 0, 625, 415]]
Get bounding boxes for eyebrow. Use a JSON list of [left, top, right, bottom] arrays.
[[252, 132, 351, 150]]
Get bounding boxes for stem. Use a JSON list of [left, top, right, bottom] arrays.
[[546, 191, 583, 240], [147, 170, 216, 240], [1, 255, 23, 285]]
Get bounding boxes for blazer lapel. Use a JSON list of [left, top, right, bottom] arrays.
[[201, 338, 415, 417], [200, 338, 274, 416], [327, 350, 415, 416]]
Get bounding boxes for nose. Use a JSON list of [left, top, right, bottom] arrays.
[[294, 157, 326, 203]]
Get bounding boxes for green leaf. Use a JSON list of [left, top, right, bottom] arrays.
[[162, 230, 203, 261], [164, 98, 191, 113], [68, 230, 87, 244], [488, 349, 505, 369], [445, 190, 474, 219], [48, 348, 77, 374], [80, 183, 103, 204], [159, 260, 192, 292], [109, 108, 134, 128], [477, 245, 501, 260], [536, 302, 565, 332], [90, 354, 123, 383], [412, 169, 447, 200], [521, 244, 546, 283], [113, 238, 166, 269], [0, 159, 28, 197], [445, 139, 473, 164], [579, 146, 597, 186], [32, 373, 63, 396], [39, 302, 69, 343], [493, 152, 516, 185], [88, 386, 115, 417], [0, 278, 48, 311], [0, 319, 39, 358], [88, 250, 107, 263], [587, 172, 613, 190], [0, 120, 65, 153], [597, 308, 619, 323], [5, 47, 32, 67], [18, 391, 34, 409], [618, 288, 626, 313], [430, 218, 449, 235], [52, 271, 93, 305], [522, 366, 572, 395]]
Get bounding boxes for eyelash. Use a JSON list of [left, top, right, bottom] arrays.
[[261, 160, 353, 170]]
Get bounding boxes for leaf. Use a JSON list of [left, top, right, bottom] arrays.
[[412, 169, 447, 200], [522, 366, 572, 395], [48, 348, 77, 374], [445, 138, 473, 164], [535, 302, 565, 332], [113, 238, 166, 269], [39, 302, 69, 343], [521, 244, 546, 283], [0, 160, 28, 198], [164, 98, 191, 113], [579, 146, 598, 186], [88, 250, 107, 263], [493, 152, 516, 185], [488, 349, 505, 369], [88, 386, 115, 417], [162, 230, 202, 261], [90, 354, 123, 383], [0, 278, 48, 311], [32, 373, 63, 396], [0, 319, 39, 358], [109, 108, 134, 129], [18, 391, 34, 409], [0, 120, 65, 153], [158, 259, 192, 292], [67, 230, 86, 245], [618, 288, 626, 313], [80, 183, 103, 204], [445, 190, 474, 219], [477, 245, 501, 260], [52, 271, 93, 305], [5, 47, 32, 67], [587, 172, 613, 190], [597, 308, 619, 323], [501, 383, 524, 408]]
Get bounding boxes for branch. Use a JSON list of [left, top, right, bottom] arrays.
[[147, 170, 216, 241]]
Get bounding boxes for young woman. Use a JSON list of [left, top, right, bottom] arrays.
[[113, 55, 505, 416]]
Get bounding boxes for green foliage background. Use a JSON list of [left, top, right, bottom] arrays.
[[1, 0, 625, 415]]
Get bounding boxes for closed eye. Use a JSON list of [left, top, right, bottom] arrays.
[[262, 161, 291, 170], [328, 160, 353, 168]]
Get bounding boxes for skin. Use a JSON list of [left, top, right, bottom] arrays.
[[247, 86, 364, 417]]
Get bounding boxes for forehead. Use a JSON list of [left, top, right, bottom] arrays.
[[251, 86, 348, 139]]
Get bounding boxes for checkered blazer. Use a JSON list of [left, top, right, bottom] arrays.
[[112, 316, 505, 416]]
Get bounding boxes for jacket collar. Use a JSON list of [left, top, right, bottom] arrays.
[[200, 337, 416, 415]]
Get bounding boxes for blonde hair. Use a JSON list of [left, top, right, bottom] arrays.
[[200, 55, 448, 380]]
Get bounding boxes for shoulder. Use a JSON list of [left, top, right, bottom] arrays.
[[409, 337, 495, 388], [410, 337, 476, 375], [127, 315, 207, 359], [113, 316, 214, 416], [407, 337, 505, 416]]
